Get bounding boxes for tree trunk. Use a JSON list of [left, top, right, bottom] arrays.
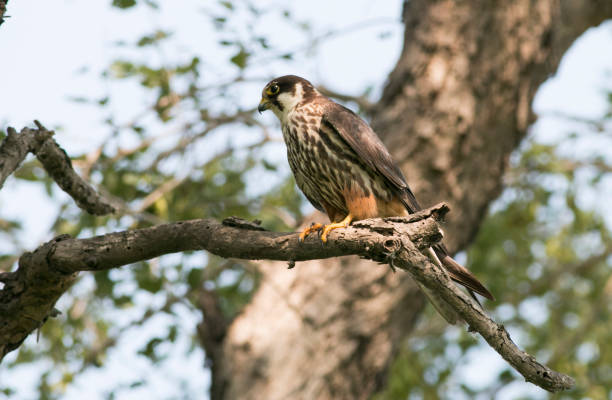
[[211, 1, 612, 399]]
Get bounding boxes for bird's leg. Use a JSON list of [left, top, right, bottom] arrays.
[[298, 222, 324, 242], [320, 214, 353, 243]]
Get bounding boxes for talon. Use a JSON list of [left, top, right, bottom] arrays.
[[320, 214, 353, 243], [298, 222, 323, 242]]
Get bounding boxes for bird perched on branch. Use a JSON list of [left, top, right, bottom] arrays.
[[258, 75, 493, 322]]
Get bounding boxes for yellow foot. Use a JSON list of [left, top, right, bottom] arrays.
[[298, 223, 323, 242], [320, 214, 353, 243]]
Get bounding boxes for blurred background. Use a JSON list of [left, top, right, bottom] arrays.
[[1, 1, 612, 399]]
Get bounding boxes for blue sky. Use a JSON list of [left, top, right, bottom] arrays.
[[0, 1, 611, 399]]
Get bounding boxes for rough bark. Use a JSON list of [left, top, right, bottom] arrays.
[[0, 123, 115, 215], [217, 1, 612, 399], [0, 204, 441, 362]]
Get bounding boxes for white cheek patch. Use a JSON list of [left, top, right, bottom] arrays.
[[276, 92, 295, 109], [277, 83, 304, 112]]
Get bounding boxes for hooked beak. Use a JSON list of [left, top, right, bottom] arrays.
[[258, 98, 271, 114]]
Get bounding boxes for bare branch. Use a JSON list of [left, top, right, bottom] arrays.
[[0, 202, 573, 391], [388, 238, 575, 392], [0, 205, 444, 362], [317, 85, 374, 114], [0, 123, 115, 215], [538, 110, 611, 133], [31, 122, 115, 215], [251, 17, 399, 66], [0, 126, 51, 190], [150, 109, 258, 168]]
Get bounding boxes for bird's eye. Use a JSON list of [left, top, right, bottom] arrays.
[[266, 84, 280, 96]]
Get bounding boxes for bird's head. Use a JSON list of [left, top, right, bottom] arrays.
[[258, 75, 318, 120]]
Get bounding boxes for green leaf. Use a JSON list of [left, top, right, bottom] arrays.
[[219, 1, 233, 11], [94, 270, 115, 298], [230, 48, 250, 69], [261, 159, 277, 171], [187, 267, 203, 289], [255, 37, 269, 49], [167, 325, 178, 342], [136, 30, 171, 47], [134, 262, 164, 293], [112, 0, 137, 9], [138, 337, 164, 362], [213, 17, 227, 29], [67, 96, 89, 103]]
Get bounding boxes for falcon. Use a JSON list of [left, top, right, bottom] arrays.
[[258, 75, 493, 320]]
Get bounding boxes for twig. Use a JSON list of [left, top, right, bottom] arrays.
[[136, 177, 187, 213], [538, 110, 610, 132], [150, 109, 257, 169], [317, 85, 374, 114], [251, 17, 399, 65]]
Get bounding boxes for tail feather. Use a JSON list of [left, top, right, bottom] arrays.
[[433, 245, 495, 301], [421, 246, 494, 324], [394, 200, 495, 303]]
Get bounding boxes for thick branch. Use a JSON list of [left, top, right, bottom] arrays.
[[0, 124, 114, 215], [0, 205, 444, 362], [0, 203, 572, 391]]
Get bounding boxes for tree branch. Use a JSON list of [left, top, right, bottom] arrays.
[[388, 237, 575, 392], [0, 123, 115, 215], [0, 126, 49, 190], [317, 85, 374, 115], [0, 0, 8, 27], [0, 205, 443, 363], [0, 202, 573, 391]]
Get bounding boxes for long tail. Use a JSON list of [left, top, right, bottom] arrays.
[[395, 191, 495, 309], [432, 244, 495, 301], [421, 246, 494, 324]]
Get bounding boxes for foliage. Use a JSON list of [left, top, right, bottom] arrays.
[[1, 1, 611, 399]]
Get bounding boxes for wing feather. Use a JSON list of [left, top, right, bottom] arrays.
[[321, 102, 494, 301], [321, 103, 420, 212]]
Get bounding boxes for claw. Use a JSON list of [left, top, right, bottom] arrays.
[[298, 222, 323, 242], [320, 214, 353, 243]]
